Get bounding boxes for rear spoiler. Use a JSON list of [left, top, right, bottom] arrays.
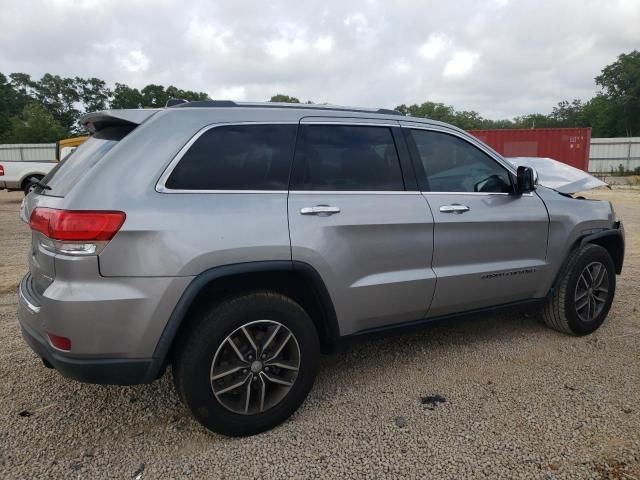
[[81, 109, 161, 133]]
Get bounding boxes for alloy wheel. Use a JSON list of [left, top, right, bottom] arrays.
[[210, 320, 301, 415], [574, 261, 609, 323]]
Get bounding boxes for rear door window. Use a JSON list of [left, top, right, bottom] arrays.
[[164, 124, 297, 190], [40, 125, 135, 197], [290, 125, 405, 191]]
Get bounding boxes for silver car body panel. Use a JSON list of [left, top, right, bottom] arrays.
[[506, 157, 609, 194], [423, 191, 550, 316], [289, 190, 437, 335], [17, 104, 621, 377]]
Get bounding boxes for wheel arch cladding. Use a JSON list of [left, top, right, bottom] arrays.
[[580, 228, 624, 274], [548, 226, 623, 297], [149, 261, 340, 379]]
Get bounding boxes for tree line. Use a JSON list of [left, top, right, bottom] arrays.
[[1, 50, 638, 143], [273, 51, 640, 137], [0, 75, 209, 142]]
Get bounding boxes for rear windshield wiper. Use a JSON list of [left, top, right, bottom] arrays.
[[34, 180, 51, 191]]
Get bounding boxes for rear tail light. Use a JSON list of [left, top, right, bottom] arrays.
[[29, 207, 125, 255], [0, 164, 4, 176]]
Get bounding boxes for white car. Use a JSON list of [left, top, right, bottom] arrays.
[[0, 138, 85, 194], [0, 161, 58, 194], [0, 143, 56, 194]]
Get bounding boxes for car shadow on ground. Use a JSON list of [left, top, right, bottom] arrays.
[[13, 304, 547, 438]]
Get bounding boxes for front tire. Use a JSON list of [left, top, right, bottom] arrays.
[[543, 244, 616, 335], [173, 292, 320, 437]]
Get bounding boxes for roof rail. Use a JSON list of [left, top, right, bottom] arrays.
[[170, 100, 237, 108], [166, 98, 188, 107], [166, 99, 404, 116], [375, 108, 403, 116]]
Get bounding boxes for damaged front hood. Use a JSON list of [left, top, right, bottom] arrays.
[[506, 157, 609, 194]]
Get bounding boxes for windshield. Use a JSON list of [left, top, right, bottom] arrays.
[[38, 125, 135, 197]]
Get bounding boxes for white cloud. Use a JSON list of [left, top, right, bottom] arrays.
[[443, 51, 480, 78], [314, 36, 333, 52], [265, 37, 308, 59], [1, 0, 639, 118], [118, 50, 150, 73], [93, 40, 150, 73], [186, 18, 232, 54], [210, 86, 247, 100], [343, 13, 367, 32], [418, 33, 448, 60], [393, 60, 412, 74]]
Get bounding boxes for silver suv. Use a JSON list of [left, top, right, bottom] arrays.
[[18, 101, 624, 436]]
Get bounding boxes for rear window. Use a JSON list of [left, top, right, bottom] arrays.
[[164, 124, 297, 191], [39, 126, 134, 197], [290, 125, 405, 191]]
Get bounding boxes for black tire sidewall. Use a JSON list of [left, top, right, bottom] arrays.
[[177, 293, 320, 437], [563, 246, 616, 335], [23, 177, 39, 195]]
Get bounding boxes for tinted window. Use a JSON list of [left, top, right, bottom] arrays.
[[166, 124, 297, 190], [410, 130, 512, 193], [40, 125, 135, 197], [291, 125, 404, 191]]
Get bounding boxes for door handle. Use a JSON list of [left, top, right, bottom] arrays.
[[300, 205, 341, 216], [439, 204, 470, 214]]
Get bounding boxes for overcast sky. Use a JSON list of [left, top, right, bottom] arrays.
[[2, 0, 639, 119]]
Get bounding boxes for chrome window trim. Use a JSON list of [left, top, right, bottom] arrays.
[[421, 191, 534, 197], [157, 188, 289, 194], [299, 120, 400, 127], [158, 120, 515, 195], [421, 191, 509, 196], [289, 190, 421, 195], [155, 122, 298, 194]]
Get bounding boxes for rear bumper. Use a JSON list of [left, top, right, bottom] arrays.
[[20, 321, 153, 385], [17, 271, 189, 385]]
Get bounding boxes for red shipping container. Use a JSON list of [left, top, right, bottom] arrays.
[[469, 128, 591, 171]]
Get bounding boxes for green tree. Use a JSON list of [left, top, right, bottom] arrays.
[[140, 84, 169, 108], [33, 73, 81, 133], [512, 113, 559, 129], [2, 103, 67, 143], [8, 73, 37, 99], [595, 50, 640, 136], [395, 102, 456, 123], [551, 99, 587, 127], [582, 94, 621, 137], [0, 73, 31, 139], [76, 77, 112, 113], [165, 85, 209, 103], [451, 110, 487, 130], [269, 94, 300, 103], [111, 83, 143, 109]]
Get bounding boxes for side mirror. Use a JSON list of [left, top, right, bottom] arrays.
[[516, 166, 536, 193]]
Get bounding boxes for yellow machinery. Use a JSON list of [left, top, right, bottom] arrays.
[[56, 136, 87, 161]]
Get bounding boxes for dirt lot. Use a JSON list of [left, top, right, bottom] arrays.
[[1, 189, 639, 479]]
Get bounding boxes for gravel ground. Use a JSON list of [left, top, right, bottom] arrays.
[[1, 189, 639, 479]]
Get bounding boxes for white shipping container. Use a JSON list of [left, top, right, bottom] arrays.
[[0, 143, 57, 162]]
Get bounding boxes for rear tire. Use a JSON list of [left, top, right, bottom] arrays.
[[173, 291, 320, 437], [543, 244, 616, 335]]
